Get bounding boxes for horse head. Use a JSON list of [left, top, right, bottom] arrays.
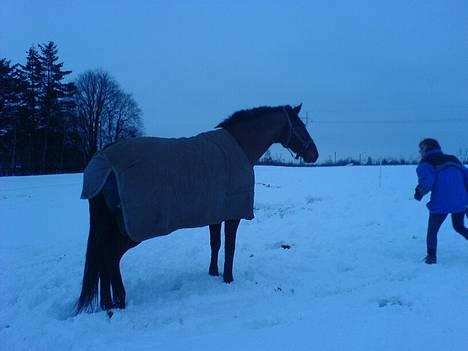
[[280, 104, 319, 163]]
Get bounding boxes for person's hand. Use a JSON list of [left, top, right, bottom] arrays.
[[414, 187, 423, 201]]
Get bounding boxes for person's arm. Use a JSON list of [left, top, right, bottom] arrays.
[[465, 167, 468, 217], [464, 166, 468, 191], [415, 163, 435, 200]]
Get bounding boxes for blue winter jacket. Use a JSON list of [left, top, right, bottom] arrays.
[[416, 149, 468, 214]]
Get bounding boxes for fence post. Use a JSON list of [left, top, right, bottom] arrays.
[[379, 159, 383, 188]]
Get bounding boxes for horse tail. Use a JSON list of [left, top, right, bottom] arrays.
[[75, 193, 107, 314]]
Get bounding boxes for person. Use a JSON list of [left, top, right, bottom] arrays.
[[414, 138, 468, 264]]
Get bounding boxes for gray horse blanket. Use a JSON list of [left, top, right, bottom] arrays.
[[81, 129, 254, 242]]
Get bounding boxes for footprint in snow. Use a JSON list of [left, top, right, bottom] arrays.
[[305, 195, 323, 205], [269, 241, 293, 250], [378, 296, 411, 308]]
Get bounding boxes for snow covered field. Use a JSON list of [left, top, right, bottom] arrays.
[[1, 166, 467, 351]]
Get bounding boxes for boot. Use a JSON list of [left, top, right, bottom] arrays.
[[424, 254, 437, 264], [424, 248, 437, 264]]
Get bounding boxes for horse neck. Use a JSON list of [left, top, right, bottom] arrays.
[[224, 113, 284, 164]]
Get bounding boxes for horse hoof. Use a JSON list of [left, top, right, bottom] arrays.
[[209, 266, 219, 276], [223, 276, 234, 284], [100, 301, 113, 311], [114, 301, 126, 309]]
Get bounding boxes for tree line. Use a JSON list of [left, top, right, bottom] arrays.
[[258, 150, 421, 167], [0, 41, 143, 175]]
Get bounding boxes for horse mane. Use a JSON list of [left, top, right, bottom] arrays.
[[216, 105, 288, 129]]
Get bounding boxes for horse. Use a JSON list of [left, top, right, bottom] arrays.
[[76, 104, 319, 314]]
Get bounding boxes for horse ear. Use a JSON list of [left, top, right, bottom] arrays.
[[293, 103, 302, 115]]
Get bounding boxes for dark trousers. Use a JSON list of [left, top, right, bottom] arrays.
[[426, 212, 468, 256]]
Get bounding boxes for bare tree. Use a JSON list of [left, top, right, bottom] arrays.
[[101, 90, 143, 148], [73, 69, 143, 162]]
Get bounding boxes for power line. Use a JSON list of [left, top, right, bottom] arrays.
[[310, 118, 468, 124], [300, 104, 468, 125], [308, 105, 468, 114]]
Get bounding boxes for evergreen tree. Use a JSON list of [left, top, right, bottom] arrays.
[[0, 59, 14, 128], [38, 41, 75, 172], [0, 59, 27, 173], [0, 59, 15, 171], [20, 46, 44, 172]]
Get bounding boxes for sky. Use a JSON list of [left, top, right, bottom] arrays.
[[1, 0, 467, 161]]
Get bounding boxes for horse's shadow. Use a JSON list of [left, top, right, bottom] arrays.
[[125, 270, 227, 307]]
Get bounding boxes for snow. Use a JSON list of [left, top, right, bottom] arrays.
[[1, 166, 467, 351]]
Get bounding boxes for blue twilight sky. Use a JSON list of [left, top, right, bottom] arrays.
[[1, 0, 467, 161]]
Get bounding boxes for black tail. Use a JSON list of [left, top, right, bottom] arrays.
[[75, 193, 107, 314]]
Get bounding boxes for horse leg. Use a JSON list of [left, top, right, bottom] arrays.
[[110, 259, 125, 309], [99, 208, 115, 311], [110, 233, 139, 309], [223, 219, 240, 283], [76, 192, 114, 314], [209, 223, 222, 276], [99, 259, 113, 311]]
